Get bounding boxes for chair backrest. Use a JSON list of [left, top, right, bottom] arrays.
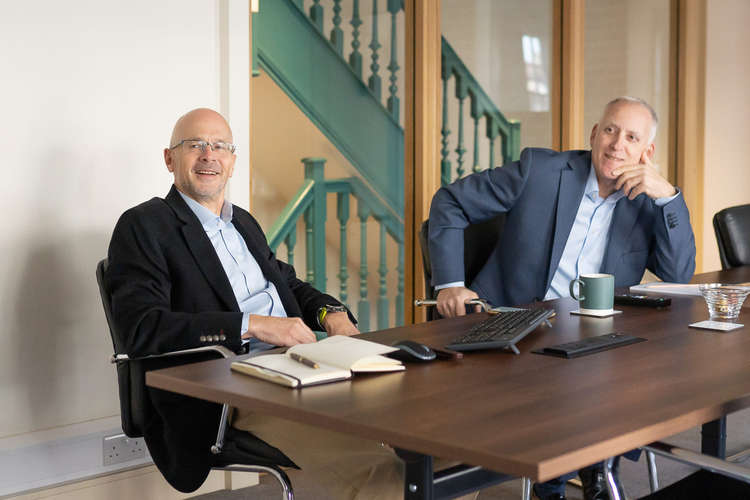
[[713, 204, 750, 270], [96, 258, 142, 437], [96, 259, 232, 439], [419, 215, 506, 314]]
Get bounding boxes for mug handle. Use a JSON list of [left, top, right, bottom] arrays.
[[569, 278, 586, 301]]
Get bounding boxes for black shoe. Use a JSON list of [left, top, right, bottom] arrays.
[[532, 493, 566, 500], [578, 463, 624, 500], [532, 484, 566, 500]]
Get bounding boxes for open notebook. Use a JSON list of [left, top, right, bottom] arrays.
[[231, 335, 404, 388]]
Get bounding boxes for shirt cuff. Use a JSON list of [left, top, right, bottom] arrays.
[[435, 281, 465, 290], [241, 312, 250, 337], [655, 188, 681, 207]]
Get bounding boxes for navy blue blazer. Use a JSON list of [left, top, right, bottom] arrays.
[[428, 148, 696, 307]]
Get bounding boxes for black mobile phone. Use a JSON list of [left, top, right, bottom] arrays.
[[614, 294, 671, 308]]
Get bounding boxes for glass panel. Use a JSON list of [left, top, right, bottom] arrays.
[[251, 0, 406, 330], [442, 0, 554, 180], [584, 0, 671, 177]]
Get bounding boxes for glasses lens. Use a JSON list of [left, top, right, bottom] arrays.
[[183, 140, 207, 152], [213, 142, 236, 154]]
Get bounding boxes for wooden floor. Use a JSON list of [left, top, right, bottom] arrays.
[[191, 408, 750, 500]]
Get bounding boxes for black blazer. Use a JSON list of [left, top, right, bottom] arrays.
[[105, 186, 349, 491]]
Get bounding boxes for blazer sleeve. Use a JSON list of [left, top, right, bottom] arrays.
[[647, 193, 696, 283], [428, 148, 533, 286], [106, 207, 244, 357]]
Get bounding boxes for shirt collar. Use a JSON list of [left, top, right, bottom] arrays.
[[177, 190, 233, 231], [586, 163, 625, 203]]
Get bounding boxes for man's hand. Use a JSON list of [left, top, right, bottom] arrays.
[[436, 286, 480, 318], [613, 151, 677, 201], [243, 315, 316, 346], [321, 311, 360, 336]]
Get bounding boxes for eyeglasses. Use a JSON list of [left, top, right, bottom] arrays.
[[170, 139, 236, 155]]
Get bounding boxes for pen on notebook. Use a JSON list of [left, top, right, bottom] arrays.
[[289, 352, 319, 369]]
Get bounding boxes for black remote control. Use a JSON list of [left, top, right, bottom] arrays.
[[614, 294, 671, 308]]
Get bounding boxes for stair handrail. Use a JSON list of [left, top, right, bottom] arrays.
[[441, 37, 521, 184], [267, 179, 316, 251], [267, 158, 404, 331]]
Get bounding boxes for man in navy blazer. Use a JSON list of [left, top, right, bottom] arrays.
[[428, 97, 695, 499], [105, 109, 406, 498]]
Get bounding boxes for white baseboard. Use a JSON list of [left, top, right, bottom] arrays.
[[0, 417, 152, 497], [0, 417, 259, 498], [5, 465, 257, 500]]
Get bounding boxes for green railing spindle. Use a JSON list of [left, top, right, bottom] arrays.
[[285, 229, 297, 268], [488, 131, 497, 170], [358, 205, 371, 332], [303, 158, 327, 292], [310, 0, 324, 33], [304, 205, 314, 284], [330, 0, 344, 55], [368, 0, 382, 99], [472, 109, 480, 173], [386, 0, 400, 121], [454, 77, 468, 181], [337, 191, 350, 305], [349, 0, 363, 78], [377, 219, 389, 329], [440, 74, 451, 187], [396, 241, 404, 325]]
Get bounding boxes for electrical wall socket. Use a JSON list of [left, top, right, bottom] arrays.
[[102, 434, 146, 466]]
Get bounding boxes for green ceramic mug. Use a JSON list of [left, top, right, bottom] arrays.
[[569, 273, 615, 313]]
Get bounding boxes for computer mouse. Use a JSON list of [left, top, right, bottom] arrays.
[[390, 340, 437, 362]]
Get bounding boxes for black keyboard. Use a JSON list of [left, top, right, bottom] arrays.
[[446, 309, 554, 354], [541, 332, 646, 358]]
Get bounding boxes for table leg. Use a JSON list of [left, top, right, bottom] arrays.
[[701, 417, 727, 458], [396, 448, 434, 500]]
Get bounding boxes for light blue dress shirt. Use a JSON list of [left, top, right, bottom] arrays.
[[179, 192, 285, 351], [544, 165, 679, 299], [437, 164, 680, 301]]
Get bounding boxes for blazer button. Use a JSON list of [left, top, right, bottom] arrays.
[[199, 336, 207, 342], [212, 335, 220, 342], [219, 334, 226, 341]]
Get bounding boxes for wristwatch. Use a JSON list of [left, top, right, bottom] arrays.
[[318, 304, 348, 328]]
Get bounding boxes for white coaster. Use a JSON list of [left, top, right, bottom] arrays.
[[689, 320, 744, 332], [570, 309, 623, 318]]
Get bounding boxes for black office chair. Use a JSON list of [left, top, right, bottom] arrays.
[[713, 204, 750, 270], [417, 218, 539, 499], [96, 259, 294, 499], [418, 215, 506, 319]]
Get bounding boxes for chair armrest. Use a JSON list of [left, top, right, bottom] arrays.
[[644, 441, 750, 484], [110, 345, 235, 364]]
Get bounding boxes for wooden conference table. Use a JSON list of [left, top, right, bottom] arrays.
[[147, 268, 750, 498]]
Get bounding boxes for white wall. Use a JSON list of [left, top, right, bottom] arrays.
[[703, 0, 750, 272], [0, 0, 248, 493]]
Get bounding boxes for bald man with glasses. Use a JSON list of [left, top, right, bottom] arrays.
[[104, 108, 412, 498]]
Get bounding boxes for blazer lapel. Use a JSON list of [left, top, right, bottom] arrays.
[[600, 195, 645, 274], [232, 213, 303, 317], [546, 154, 590, 289], [232, 215, 276, 278], [165, 187, 240, 312]]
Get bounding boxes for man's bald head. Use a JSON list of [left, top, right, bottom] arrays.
[[169, 108, 233, 148]]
